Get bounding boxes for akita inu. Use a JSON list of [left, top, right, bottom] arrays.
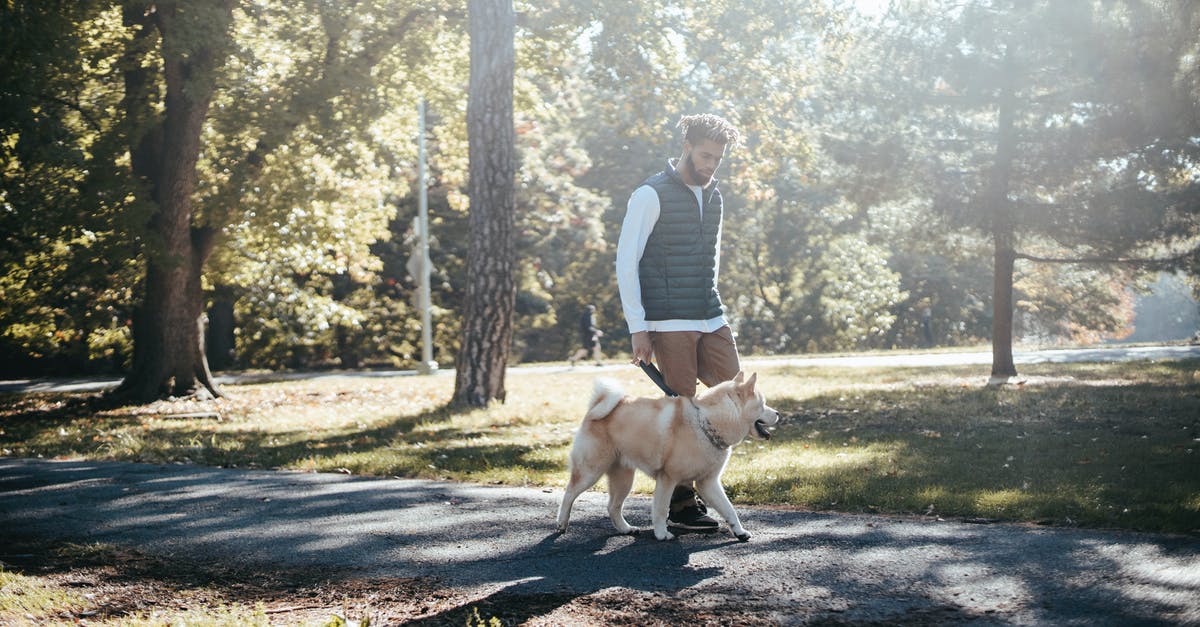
[[556, 371, 779, 541]]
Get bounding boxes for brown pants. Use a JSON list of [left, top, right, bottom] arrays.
[[650, 326, 741, 398], [650, 326, 741, 511]]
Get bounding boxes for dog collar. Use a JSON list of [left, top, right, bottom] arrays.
[[690, 398, 730, 450]]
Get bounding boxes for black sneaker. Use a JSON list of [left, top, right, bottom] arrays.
[[668, 503, 719, 532]]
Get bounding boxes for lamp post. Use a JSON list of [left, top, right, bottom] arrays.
[[417, 98, 437, 374]]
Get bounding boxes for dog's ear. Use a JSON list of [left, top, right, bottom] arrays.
[[733, 371, 745, 383], [744, 372, 757, 393], [735, 372, 757, 399]]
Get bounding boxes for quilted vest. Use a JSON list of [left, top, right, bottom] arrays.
[[638, 168, 725, 321]]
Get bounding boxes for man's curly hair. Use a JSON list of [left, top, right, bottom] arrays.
[[677, 113, 740, 148]]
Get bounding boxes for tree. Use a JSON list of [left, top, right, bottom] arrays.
[[10, 0, 1191, 381], [0, 2, 146, 376], [454, 0, 516, 406], [830, 0, 1200, 379], [204, 2, 467, 372], [566, 1, 913, 355], [115, 0, 236, 400], [113, 1, 458, 399]]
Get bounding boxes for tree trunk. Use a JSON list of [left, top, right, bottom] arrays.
[[205, 285, 236, 371], [116, 1, 232, 401], [991, 233, 1017, 379], [989, 40, 1019, 381], [454, 0, 516, 407]]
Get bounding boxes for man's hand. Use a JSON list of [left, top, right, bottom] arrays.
[[630, 331, 653, 365]]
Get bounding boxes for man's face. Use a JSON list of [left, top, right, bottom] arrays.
[[681, 138, 727, 187]]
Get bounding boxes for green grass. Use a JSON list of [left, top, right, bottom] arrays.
[[0, 568, 90, 623], [0, 542, 372, 625], [2, 359, 1198, 534], [0, 560, 276, 626]]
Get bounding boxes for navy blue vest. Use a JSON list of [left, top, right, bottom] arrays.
[[637, 168, 725, 321]]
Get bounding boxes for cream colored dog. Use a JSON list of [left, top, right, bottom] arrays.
[[556, 371, 780, 541]]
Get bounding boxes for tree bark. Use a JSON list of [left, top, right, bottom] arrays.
[[205, 285, 236, 371], [991, 232, 1017, 379], [989, 40, 1019, 381], [116, 1, 232, 401], [454, 0, 516, 407]]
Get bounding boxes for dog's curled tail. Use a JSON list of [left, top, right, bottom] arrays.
[[585, 378, 624, 420]]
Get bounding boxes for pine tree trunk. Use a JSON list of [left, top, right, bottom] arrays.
[[989, 40, 1019, 381], [991, 234, 1017, 379], [116, 1, 230, 401], [454, 0, 516, 407]]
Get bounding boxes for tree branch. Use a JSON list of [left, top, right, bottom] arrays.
[[1014, 246, 1199, 266], [0, 89, 104, 132], [221, 8, 437, 206]]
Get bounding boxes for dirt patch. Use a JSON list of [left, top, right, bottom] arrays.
[[1, 536, 449, 625], [0, 537, 804, 626]]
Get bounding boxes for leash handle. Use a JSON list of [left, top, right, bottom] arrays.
[[638, 361, 678, 397]]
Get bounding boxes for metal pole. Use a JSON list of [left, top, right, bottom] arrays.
[[417, 98, 437, 374]]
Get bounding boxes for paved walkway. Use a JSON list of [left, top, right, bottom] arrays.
[[1, 458, 1197, 624]]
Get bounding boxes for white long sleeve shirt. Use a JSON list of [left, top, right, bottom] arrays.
[[615, 173, 728, 335]]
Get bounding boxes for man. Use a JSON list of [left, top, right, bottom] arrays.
[[615, 113, 742, 533]]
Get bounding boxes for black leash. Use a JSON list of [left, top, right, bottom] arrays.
[[638, 361, 678, 397]]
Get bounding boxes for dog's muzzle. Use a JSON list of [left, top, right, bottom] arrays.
[[754, 417, 774, 440]]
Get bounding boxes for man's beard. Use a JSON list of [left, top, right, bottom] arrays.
[[682, 152, 713, 187]]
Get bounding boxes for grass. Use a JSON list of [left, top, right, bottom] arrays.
[[0, 567, 90, 622], [2, 359, 1198, 534], [0, 541, 385, 626]]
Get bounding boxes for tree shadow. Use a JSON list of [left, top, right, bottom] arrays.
[[1, 458, 1196, 624], [400, 531, 728, 625], [0, 393, 128, 424], [135, 399, 568, 475], [756, 377, 1200, 532]]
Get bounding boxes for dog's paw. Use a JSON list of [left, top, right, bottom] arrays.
[[734, 531, 751, 542], [654, 529, 676, 541]]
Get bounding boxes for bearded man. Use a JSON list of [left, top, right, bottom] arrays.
[[615, 113, 743, 533]]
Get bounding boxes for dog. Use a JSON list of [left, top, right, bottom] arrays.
[[556, 371, 780, 541]]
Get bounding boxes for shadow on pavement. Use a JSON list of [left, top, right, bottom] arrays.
[[1, 458, 1197, 624]]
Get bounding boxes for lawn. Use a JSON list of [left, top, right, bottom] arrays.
[[2, 359, 1198, 534]]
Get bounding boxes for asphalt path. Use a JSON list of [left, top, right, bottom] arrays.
[[3, 343, 1199, 394], [1, 458, 1197, 624]]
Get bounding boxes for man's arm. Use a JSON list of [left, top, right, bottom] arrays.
[[616, 185, 660, 364]]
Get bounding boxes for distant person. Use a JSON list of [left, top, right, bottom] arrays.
[[920, 305, 933, 348], [568, 305, 603, 366], [615, 113, 742, 534]]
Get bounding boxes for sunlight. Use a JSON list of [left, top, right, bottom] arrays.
[[848, 0, 892, 17]]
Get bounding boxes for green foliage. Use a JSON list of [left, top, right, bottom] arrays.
[[1014, 263, 1139, 344], [509, 56, 611, 361], [1, 0, 1196, 377], [467, 606, 503, 627], [561, 0, 916, 356], [324, 614, 370, 627], [866, 202, 994, 348], [823, 0, 1199, 347], [0, 2, 147, 376], [196, 2, 468, 369]]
